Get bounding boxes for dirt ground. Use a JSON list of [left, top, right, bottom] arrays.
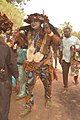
[[9, 62, 80, 120]]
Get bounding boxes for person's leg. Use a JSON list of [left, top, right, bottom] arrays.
[[12, 76, 16, 91], [21, 70, 26, 94], [71, 61, 79, 85], [20, 70, 36, 116], [62, 60, 70, 89], [16, 65, 22, 95], [16, 69, 26, 100], [40, 65, 52, 108], [0, 80, 12, 120], [54, 51, 57, 69], [55, 53, 57, 69], [74, 75, 78, 85]]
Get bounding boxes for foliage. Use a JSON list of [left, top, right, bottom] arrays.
[[6, 0, 24, 3], [0, 0, 24, 29], [5, 0, 29, 14], [72, 31, 80, 39], [6, 0, 30, 4]]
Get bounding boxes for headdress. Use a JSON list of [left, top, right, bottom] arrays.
[[0, 12, 13, 32], [24, 13, 49, 24]]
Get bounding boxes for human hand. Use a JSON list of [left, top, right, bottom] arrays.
[[43, 22, 51, 34], [59, 58, 62, 64]]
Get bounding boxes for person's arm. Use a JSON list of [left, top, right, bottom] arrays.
[[59, 51, 63, 65], [6, 48, 19, 79], [43, 22, 61, 46], [7, 47, 20, 93], [59, 41, 63, 65]]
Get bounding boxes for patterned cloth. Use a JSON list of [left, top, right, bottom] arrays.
[[70, 45, 80, 76], [23, 28, 61, 109]]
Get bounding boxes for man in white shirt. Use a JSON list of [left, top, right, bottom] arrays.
[[59, 27, 80, 92]]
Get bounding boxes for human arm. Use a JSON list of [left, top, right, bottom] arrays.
[[59, 50, 63, 65], [43, 22, 61, 46], [6, 47, 20, 92]]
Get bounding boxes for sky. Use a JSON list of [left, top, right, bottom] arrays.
[[23, 0, 80, 32]]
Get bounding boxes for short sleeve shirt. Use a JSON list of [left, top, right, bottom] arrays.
[[61, 36, 80, 62]]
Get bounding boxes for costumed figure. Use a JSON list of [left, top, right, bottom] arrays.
[[0, 12, 13, 33], [20, 13, 61, 116]]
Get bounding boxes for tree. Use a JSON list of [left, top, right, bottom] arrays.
[[6, 0, 24, 3], [6, 0, 30, 13], [72, 31, 80, 39], [6, 0, 30, 4]]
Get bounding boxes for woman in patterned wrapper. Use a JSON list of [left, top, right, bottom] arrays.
[[70, 44, 80, 84], [20, 13, 61, 116]]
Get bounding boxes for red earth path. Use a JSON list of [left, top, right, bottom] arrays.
[[9, 61, 80, 120]]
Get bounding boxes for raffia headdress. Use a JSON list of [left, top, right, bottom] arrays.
[[24, 13, 49, 24]]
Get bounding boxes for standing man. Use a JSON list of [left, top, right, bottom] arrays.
[[20, 13, 61, 116], [0, 34, 19, 120], [59, 27, 80, 92]]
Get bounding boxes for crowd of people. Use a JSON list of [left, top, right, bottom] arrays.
[[0, 12, 80, 120]]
